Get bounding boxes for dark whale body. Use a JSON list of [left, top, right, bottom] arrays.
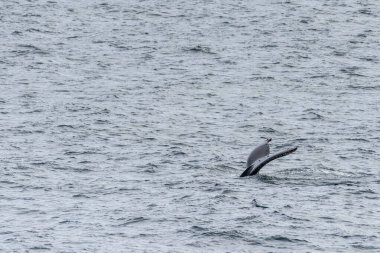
[[240, 138, 297, 177]]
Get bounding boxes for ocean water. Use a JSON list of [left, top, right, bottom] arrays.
[[1, 0, 379, 252]]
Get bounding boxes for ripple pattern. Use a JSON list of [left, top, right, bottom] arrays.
[[1, 0, 379, 252]]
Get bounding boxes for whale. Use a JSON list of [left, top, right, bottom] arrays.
[[240, 138, 297, 177]]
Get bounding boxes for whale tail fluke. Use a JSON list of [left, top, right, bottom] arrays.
[[240, 139, 297, 177]]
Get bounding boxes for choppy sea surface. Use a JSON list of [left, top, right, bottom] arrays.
[[1, 0, 379, 252]]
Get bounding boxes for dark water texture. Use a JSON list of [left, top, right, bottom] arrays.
[[1, 0, 379, 252]]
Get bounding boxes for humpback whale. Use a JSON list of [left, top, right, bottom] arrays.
[[240, 138, 297, 177]]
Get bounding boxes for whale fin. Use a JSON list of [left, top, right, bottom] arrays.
[[242, 146, 297, 177], [246, 138, 271, 168], [240, 139, 271, 177]]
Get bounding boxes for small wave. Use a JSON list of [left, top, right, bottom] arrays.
[[29, 246, 51, 251], [213, 164, 236, 172], [352, 244, 379, 250], [58, 220, 78, 224], [249, 76, 274, 81], [64, 150, 100, 156], [261, 44, 278, 48], [266, 235, 308, 243], [57, 124, 74, 128], [252, 199, 268, 209], [234, 215, 260, 222], [309, 74, 334, 79], [13, 44, 49, 55], [12, 30, 22, 35], [347, 84, 380, 90], [344, 138, 370, 142], [300, 111, 324, 120], [357, 9, 373, 15], [72, 194, 90, 198], [0, 180, 16, 185], [358, 56, 378, 63], [171, 150, 187, 156], [351, 189, 376, 195], [258, 127, 277, 134], [53, 166, 92, 173], [183, 45, 216, 54], [190, 225, 208, 232], [333, 51, 347, 56], [201, 229, 246, 240], [118, 187, 140, 192], [340, 67, 366, 77], [143, 167, 156, 173], [114, 217, 148, 227], [256, 174, 282, 184]]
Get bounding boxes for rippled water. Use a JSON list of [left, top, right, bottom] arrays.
[[1, 0, 379, 252]]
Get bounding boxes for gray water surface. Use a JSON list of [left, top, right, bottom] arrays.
[[1, 0, 380, 252]]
